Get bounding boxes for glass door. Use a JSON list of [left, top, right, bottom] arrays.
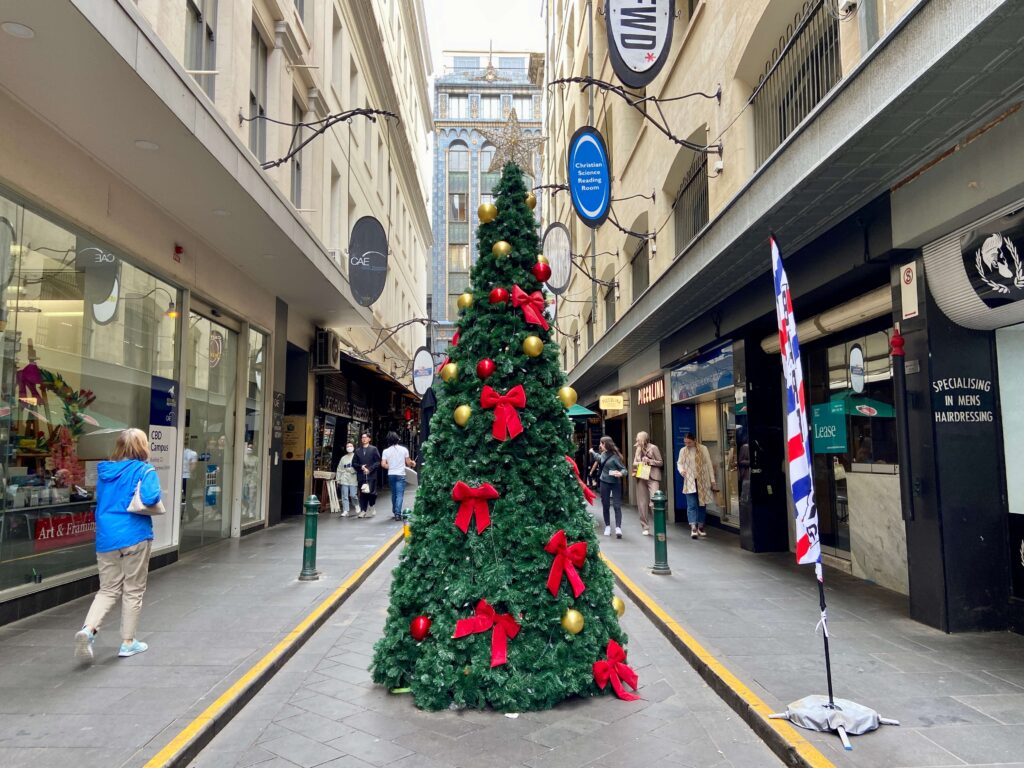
[[181, 312, 237, 551], [241, 328, 267, 527]]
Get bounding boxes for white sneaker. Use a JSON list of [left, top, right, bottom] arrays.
[[74, 627, 94, 661], [698, 527, 707, 538], [691, 525, 699, 539], [603, 526, 611, 536], [369, 506, 376, 518], [642, 529, 650, 536], [356, 510, 366, 519], [615, 527, 622, 539], [340, 511, 350, 518]]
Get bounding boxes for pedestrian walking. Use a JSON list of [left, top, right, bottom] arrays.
[[381, 431, 415, 521], [74, 428, 163, 662], [335, 440, 359, 517], [676, 432, 718, 539], [631, 431, 663, 536], [352, 432, 381, 518], [587, 444, 602, 489], [597, 435, 627, 539]]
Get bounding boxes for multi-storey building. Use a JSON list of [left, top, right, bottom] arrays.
[[0, 0, 431, 622], [430, 49, 545, 353], [545, 0, 1024, 633]]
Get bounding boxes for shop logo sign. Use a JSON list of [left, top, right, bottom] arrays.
[[349, 216, 389, 307], [209, 330, 223, 369], [606, 0, 675, 89], [962, 221, 1024, 307]]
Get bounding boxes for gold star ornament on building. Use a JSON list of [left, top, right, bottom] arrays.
[[479, 109, 546, 173]]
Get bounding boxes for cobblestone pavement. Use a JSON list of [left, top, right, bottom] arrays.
[[189, 546, 783, 768]]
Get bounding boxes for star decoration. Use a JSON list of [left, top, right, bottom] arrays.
[[479, 109, 546, 174]]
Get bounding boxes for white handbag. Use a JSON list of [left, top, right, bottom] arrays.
[[128, 469, 165, 516]]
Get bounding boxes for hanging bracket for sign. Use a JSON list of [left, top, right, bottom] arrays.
[[605, 0, 675, 89]]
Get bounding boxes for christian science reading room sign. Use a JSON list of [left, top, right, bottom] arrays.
[[568, 126, 611, 229], [606, 0, 675, 89]]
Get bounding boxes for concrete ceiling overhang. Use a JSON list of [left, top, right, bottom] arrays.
[[568, 0, 1024, 395], [0, 0, 371, 329]]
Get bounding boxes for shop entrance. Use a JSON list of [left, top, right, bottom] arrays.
[[181, 311, 238, 552]]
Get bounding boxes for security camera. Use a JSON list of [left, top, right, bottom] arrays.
[[838, 0, 857, 13], [712, 159, 724, 175]]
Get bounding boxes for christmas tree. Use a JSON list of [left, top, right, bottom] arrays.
[[371, 160, 637, 711]]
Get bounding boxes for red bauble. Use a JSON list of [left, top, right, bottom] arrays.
[[489, 287, 510, 305], [476, 358, 496, 379], [410, 615, 432, 641], [532, 262, 552, 283]]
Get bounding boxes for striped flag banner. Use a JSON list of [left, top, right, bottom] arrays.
[[771, 236, 822, 572]]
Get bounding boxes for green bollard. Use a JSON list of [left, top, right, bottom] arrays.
[[651, 490, 671, 575], [299, 494, 321, 581]]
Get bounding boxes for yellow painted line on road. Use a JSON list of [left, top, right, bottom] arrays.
[[144, 530, 404, 768], [601, 553, 836, 768]]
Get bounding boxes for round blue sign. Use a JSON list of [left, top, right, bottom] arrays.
[[567, 126, 611, 229]]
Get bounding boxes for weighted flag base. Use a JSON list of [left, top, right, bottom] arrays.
[[769, 695, 899, 750]]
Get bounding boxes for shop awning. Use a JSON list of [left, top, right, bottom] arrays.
[[830, 391, 894, 418], [338, 351, 419, 401], [565, 404, 598, 419]]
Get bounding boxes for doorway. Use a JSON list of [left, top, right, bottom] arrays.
[[181, 311, 238, 552]]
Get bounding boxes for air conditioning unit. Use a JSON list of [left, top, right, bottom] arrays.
[[314, 328, 341, 372]]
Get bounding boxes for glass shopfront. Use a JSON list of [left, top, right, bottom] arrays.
[[0, 190, 181, 593], [242, 328, 268, 527]]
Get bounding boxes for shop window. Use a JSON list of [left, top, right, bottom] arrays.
[[248, 25, 268, 161], [185, 0, 217, 98], [0, 191, 181, 593]]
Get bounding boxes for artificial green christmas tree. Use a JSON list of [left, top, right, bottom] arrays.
[[371, 161, 637, 711]]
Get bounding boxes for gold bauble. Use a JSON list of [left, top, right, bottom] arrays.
[[557, 386, 578, 408], [525, 192, 537, 210], [403, 523, 411, 541], [453, 405, 472, 427], [457, 292, 474, 311], [561, 608, 584, 635], [612, 596, 626, 618], [537, 254, 549, 265], [492, 240, 512, 258], [523, 336, 544, 358], [440, 362, 458, 383], [478, 202, 498, 224]]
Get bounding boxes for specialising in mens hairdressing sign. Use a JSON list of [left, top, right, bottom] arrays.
[[567, 126, 611, 229], [348, 216, 389, 307], [606, 0, 675, 89]]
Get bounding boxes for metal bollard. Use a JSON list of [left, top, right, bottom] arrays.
[[651, 490, 671, 575], [299, 494, 321, 581]]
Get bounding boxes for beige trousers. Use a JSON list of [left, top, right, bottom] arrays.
[[634, 479, 660, 529], [83, 539, 152, 642]]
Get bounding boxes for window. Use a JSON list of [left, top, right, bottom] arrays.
[[185, 0, 217, 98], [331, 13, 343, 95], [631, 242, 649, 302], [293, 0, 306, 26], [449, 95, 469, 119], [514, 95, 533, 119], [453, 56, 479, 71], [586, 313, 594, 347], [290, 101, 303, 208], [377, 136, 385, 196], [673, 152, 709, 255], [330, 165, 341, 249], [448, 142, 469, 172], [604, 286, 616, 332], [479, 143, 499, 205], [498, 56, 524, 72], [448, 194, 468, 222], [349, 57, 360, 105], [480, 96, 501, 119], [248, 25, 268, 161], [448, 244, 470, 271]]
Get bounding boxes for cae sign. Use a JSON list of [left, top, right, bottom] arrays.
[[567, 126, 611, 229], [606, 0, 675, 89]]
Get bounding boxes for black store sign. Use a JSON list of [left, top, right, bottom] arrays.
[[961, 217, 1024, 308], [348, 216, 389, 307], [930, 375, 994, 425]]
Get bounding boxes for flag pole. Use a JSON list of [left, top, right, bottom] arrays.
[[815, 564, 836, 708]]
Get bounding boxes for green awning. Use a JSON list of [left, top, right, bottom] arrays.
[[829, 390, 894, 418], [565, 403, 598, 419]]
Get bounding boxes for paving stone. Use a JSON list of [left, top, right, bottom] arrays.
[[324, 728, 413, 766], [260, 731, 345, 768], [952, 693, 1024, 724]]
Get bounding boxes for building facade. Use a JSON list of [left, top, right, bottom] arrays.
[[0, 0, 432, 623], [430, 49, 545, 353], [544, 0, 1024, 633]]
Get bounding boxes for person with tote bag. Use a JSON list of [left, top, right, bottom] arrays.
[[631, 431, 664, 536], [74, 428, 163, 662], [352, 432, 382, 518]]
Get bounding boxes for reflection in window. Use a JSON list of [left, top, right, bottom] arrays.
[[242, 329, 267, 525], [448, 194, 468, 222]]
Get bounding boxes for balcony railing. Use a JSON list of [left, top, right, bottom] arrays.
[[673, 153, 709, 254], [752, 0, 842, 167]]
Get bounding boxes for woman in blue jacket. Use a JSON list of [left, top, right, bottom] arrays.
[[75, 428, 162, 661]]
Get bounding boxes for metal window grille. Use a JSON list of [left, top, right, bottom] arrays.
[[631, 242, 649, 303], [673, 153, 709, 255], [752, 0, 841, 168]]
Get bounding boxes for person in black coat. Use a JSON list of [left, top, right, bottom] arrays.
[[352, 432, 381, 518]]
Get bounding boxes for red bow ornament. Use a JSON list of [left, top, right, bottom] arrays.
[[452, 481, 500, 534], [480, 384, 527, 441], [593, 640, 640, 701], [545, 529, 587, 598], [453, 599, 521, 667], [565, 455, 597, 504], [512, 285, 550, 331]]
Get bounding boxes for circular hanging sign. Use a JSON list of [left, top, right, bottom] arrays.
[[849, 344, 865, 394], [542, 222, 572, 295], [348, 216, 389, 307], [544, 288, 557, 326], [412, 346, 435, 396], [606, 0, 676, 89], [567, 126, 611, 229]]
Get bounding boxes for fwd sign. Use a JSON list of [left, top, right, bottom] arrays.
[[606, 0, 675, 88]]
